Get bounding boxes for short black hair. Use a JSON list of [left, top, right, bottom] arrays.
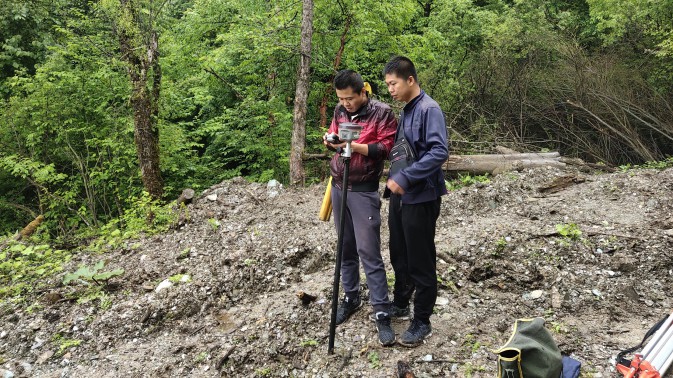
[[383, 56, 418, 82], [334, 70, 364, 93]]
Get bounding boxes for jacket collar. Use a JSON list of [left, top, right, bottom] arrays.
[[338, 98, 371, 121], [403, 90, 425, 113]]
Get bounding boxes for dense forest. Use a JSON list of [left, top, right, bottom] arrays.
[[1, 0, 672, 239]]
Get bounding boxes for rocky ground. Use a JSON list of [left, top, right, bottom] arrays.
[[2, 165, 673, 377]]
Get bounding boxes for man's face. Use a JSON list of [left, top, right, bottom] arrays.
[[335, 87, 367, 113], [385, 73, 414, 103]]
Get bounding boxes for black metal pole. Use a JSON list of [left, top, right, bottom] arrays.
[[328, 154, 350, 354]]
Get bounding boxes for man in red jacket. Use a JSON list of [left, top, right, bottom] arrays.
[[323, 69, 397, 346]]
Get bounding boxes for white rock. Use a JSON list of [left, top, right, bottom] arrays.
[[0, 331, 6, 338], [436, 297, 450, 306], [206, 194, 217, 201], [180, 275, 190, 282], [421, 354, 433, 362], [267, 179, 280, 188], [0, 369, 14, 378], [155, 279, 173, 293], [530, 290, 544, 299]]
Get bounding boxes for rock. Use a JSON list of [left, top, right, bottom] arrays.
[[530, 290, 544, 299], [421, 354, 433, 362], [36, 350, 55, 364], [155, 279, 173, 293], [0, 331, 6, 339], [0, 369, 14, 378], [31, 337, 45, 350], [206, 194, 218, 201], [436, 297, 450, 306], [551, 289, 563, 309]]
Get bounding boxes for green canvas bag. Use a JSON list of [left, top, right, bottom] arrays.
[[493, 317, 563, 378]]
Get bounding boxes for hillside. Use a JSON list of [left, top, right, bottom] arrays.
[[2, 166, 673, 377]]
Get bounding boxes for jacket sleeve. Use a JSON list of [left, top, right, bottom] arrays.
[[391, 106, 448, 190], [367, 108, 397, 160]]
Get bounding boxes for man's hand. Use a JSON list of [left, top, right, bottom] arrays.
[[386, 178, 405, 195], [323, 133, 368, 156]]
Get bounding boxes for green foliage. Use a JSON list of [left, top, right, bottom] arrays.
[[619, 157, 673, 171], [0, 242, 70, 300], [299, 339, 318, 347], [367, 351, 381, 369], [463, 333, 482, 354], [555, 223, 582, 240], [168, 274, 191, 284], [193, 351, 208, 363], [52, 333, 82, 356], [446, 174, 491, 191], [254, 367, 272, 377], [493, 237, 508, 256], [62, 260, 124, 285]]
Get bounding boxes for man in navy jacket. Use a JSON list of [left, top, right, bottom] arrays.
[[384, 56, 449, 347]]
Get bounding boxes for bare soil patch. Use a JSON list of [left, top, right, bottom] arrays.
[[2, 167, 673, 377]]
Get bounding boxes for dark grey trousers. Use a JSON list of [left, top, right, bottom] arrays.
[[331, 187, 390, 312]]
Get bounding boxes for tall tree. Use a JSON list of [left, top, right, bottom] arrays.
[[290, 0, 314, 186], [109, 0, 164, 199]]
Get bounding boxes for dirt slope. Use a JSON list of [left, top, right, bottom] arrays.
[[2, 167, 673, 377]]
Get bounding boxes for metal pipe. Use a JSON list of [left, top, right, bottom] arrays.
[[641, 312, 673, 358], [659, 345, 673, 376], [646, 323, 673, 370]]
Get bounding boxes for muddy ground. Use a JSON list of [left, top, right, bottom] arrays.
[[2, 165, 673, 377]]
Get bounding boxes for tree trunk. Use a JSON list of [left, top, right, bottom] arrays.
[[118, 1, 163, 199], [290, 0, 314, 186]]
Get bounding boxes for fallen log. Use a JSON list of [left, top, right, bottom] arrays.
[[443, 152, 564, 175]]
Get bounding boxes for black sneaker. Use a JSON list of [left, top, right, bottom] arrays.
[[369, 304, 410, 321], [399, 319, 432, 347], [335, 295, 362, 325], [373, 312, 395, 346]]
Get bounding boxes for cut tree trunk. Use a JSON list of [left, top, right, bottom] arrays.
[[444, 152, 564, 175], [176, 188, 195, 206]]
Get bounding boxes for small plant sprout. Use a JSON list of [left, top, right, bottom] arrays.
[[62, 260, 124, 286], [555, 223, 582, 240]]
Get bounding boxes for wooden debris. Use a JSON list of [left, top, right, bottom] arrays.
[[18, 214, 45, 240], [42, 292, 63, 305], [176, 188, 195, 206], [537, 174, 586, 194], [494, 145, 520, 154], [296, 291, 317, 305], [560, 157, 617, 172], [215, 345, 237, 370], [397, 360, 416, 378]]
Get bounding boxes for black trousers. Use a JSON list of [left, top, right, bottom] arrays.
[[388, 194, 441, 324]]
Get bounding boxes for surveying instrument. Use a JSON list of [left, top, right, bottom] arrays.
[[327, 122, 362, 354], [617, 310, 673, 378]]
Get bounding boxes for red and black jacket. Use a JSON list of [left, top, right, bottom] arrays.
[[328, 98, 397, 191]]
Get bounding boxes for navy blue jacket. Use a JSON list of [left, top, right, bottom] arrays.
[[390, 90, 449, 204]]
